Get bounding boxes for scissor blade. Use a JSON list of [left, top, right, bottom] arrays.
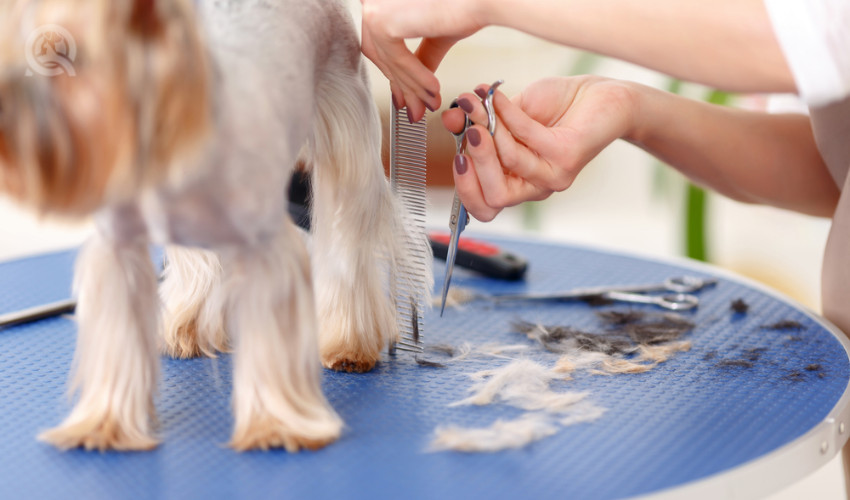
[[440, 200, 467, 316], [439, 253, 456, 316]]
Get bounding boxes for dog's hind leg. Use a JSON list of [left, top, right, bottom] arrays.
[[39, 217, 160, 451], [225, 222, 342, 452], [309, 52, 429, 372], [160, 246, 228, 358]]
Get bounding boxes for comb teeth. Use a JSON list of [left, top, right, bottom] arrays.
[[390, 103, 428, 353]]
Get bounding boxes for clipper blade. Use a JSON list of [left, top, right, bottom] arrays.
[[390, 103, 428, 354]]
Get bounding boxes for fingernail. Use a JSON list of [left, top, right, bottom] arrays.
[[406, 107, 415, 124], [466, 128, 481, 147], [457, 98, 474, 114], [454, 155, 468, 175], [474, 88, 487, 99], [425, 101, 436, 112], [425, 89, 436, 98], [392, 93, 400, 110]]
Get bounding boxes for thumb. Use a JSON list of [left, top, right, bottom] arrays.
[[415, 36, 458, 72]]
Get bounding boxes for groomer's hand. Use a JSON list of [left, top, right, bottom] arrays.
[[443, 77, 638, 222], [360, 0, 487, 122]]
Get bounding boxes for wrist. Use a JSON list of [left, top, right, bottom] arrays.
[[621, 81, 656, 146], [477, 0, 514, 28]]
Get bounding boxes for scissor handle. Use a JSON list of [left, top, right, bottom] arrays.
[[483, 80, 504, 135], [656, 293, 700, 310], [448, 99, 472, 155], [603, 291, 699, 311], [663, 276, 718, 293]]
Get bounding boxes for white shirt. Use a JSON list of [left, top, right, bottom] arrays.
[[765, 0, 850, 335], [765, 0, 850, 107]]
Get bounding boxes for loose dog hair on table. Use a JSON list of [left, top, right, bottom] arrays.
[[0, 0, 429, 452]]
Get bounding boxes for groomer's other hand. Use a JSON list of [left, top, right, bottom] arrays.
[[360, 0, 486, 122], [442, 77, 638, 222]]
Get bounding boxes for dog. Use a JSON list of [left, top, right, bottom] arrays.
[[0, 0, 429, 452]]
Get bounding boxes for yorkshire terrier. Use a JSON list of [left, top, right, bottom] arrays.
[[0, 0, 428, 452]]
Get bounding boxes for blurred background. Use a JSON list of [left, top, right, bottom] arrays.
[[0, 2, 840, 497]]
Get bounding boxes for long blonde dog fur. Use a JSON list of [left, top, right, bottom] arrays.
[[0, 0, 429, 452]]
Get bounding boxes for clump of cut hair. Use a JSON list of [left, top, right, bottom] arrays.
[[432, 360, 606, 453], [514, 311, 695, 376], [761, 320, 805, 331], [730, 298, 749, 314]]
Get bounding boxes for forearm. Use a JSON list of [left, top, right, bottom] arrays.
[[625, 84, 838, 217], [485, 0, 795, 94]]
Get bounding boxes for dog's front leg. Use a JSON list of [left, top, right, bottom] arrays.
[[310, 64, 408, 373], [225, 222, 342, 452], [40, 213, 160, 451]]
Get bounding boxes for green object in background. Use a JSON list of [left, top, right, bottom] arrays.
[[685, 183, 708, 261], [521, 201, 543, 231]]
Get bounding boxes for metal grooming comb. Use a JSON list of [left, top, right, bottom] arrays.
[[389, 102, 428, 354]]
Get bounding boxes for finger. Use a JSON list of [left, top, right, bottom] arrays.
[[402, 86, 427, 123], [389, 52, 440, 112], [415, 37, 455, 71], [413, 38, 453, 108], [360, 28, 393, 81], [454, 90, 550, 188], [390, 80, 405, 110], [464, 124, 551, 210], [486, 90, 567, 187], [478, 86, 600, 193], [441, 107, 467, 135], [362, 29, 409, 111], [373, 36, 440, 106], [453, 91, 489, 128], [452, 153, 502, 223], [489, 89, 553, 150], [383, 64, 436, 120], [369, 37, 440, 113]]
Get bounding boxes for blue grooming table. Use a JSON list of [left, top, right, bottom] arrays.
[[1, 237, 848, 499]]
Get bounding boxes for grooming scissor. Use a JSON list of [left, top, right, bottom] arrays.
[[440, 80, 504, 316], [490, 275, 718, 311], [0, 298, 76, 329]]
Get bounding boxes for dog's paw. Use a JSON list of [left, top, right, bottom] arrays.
[[322, 355, 376, 373], [39, 416, 158, 452], [230, 417, 341, 452], [319, 325, 383, 373], [321, 346, 379, 373]]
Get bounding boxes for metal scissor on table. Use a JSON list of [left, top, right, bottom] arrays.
[[490, 275, 718, 311]]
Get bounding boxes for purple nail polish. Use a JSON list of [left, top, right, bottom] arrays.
[[457, 98, 474, 114], [454, 155, 468, 175], [466, 128, 481, 147], [406, 107, 415, 124], [392, 94, 399, 110], [425, 101, 436, 112], [426, 89, 436, 98], [474, 88, 487, 99]]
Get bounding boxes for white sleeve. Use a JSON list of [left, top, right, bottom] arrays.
[[764, 0, 850, 106]]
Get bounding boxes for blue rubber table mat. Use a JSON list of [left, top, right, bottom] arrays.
[[1, 238, 847, 500]]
